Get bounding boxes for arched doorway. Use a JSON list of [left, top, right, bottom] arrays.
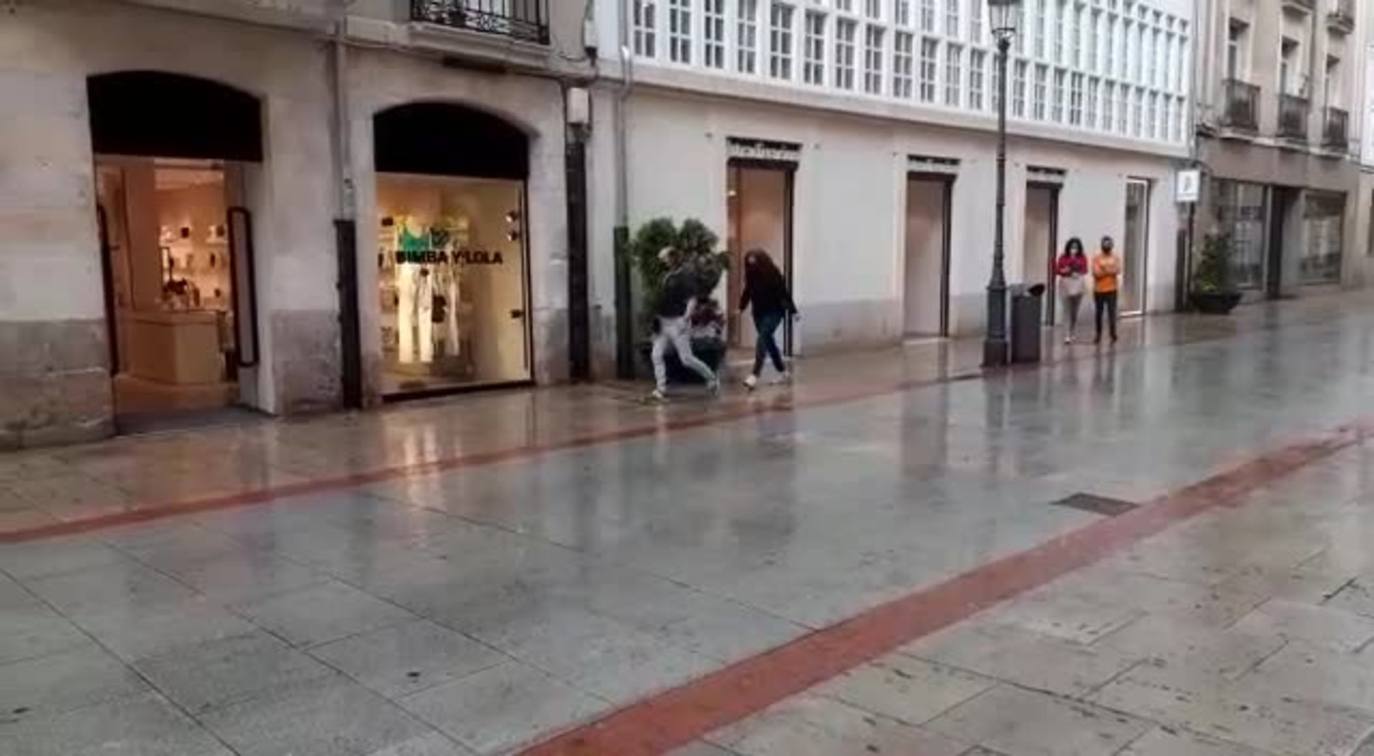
[[87, 72, 264, 430], [372, 103, 533, 397]]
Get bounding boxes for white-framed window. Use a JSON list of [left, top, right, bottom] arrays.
[[803, 11, 826, 84], [633, 0, 657, 58], [1088, 10, 1100, 72], [1069, 5, 1082, 68], [864, 24, 885, 93], [1175, 95, 1186, 142], [1060, 69, 1071, 123], [1085, 75, 1099, 128], [1145, 91, 1156, 139], [704, 0, 726, 68], [1133, 22, 1145, 82], [919, 0, 935, 32], [919, 37, 939, 101], [1033, 64, 1048, 119], [738, 0, 759, 73], [895, 0, 911, 27], [1014, 3, 1026, 53], [769, 3, 795, 80], [893, 31, 915, 97], [865, 0, 882, 20], [1131, 86, 1143, 136], [1104, 16, 1116, 75], [969, 49, 986, 110], [835, 0, 853, 10], [946, 0, 960, 38], [992, 51, 1004, 110], [945, 43, 962, 105], [835, 18, 857, 89], [970, 0, 984, 44], [1102, 81, 1115, 131], [1032, 0, 1046, 58], [668, 0, 691, 63], [1117, 84, 1129, 133], [1013, 59, 1028, 117], [1053, 0, 1066, 63], [1144, 28, 1157, 86]]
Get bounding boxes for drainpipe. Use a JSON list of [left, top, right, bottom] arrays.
[[613, 0, 636, 379], [331, 0, 363, 408]]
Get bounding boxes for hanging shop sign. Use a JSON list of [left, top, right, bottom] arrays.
[[395, 248, 505, 265], [727, 138, 802, 163]]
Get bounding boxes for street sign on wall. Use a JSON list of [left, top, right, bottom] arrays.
[[1176, 169, 1201, 204]]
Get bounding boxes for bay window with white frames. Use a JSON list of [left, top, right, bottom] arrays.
[[893, 31, 915, 97], [703, 0, 726, 69], [668, 0, 691, 64], [803, 11, 826, 85], [835, 18, 857, 90], [919, 37, 939, 102], [769, 3, 796, 81], [969, 49, 986, 111], [738, 0, 760, 74], [618, 0, 1189, 145], [864, 25, 885, 94], [945, 44, 962, 106]]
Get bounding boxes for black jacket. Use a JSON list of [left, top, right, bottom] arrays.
[[739, 267, 796, 317], [657, 267, 696, 318]]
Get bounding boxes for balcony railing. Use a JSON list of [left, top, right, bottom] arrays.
[[411, 0, 550, 45], [1221, 79, 1260, 132], [1328, 0, 1355, 33], [1282, 0, 1315, 10], [1277, 93, 1309, 141], [1323, 106, 1349, 150]]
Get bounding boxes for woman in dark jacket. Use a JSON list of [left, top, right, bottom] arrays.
[[739, 249, 797, 390]]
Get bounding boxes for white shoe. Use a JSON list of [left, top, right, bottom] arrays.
[[769, 372, 792, 386], [648, 389, 667, 402], [1064, 335, 1074, 344], [743, 375, 758, 391], [706, 378, 721, 396]]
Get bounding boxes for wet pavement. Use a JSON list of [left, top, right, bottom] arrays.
[[4, 293, 1374, 755]]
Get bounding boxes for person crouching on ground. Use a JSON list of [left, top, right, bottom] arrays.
[[1092, 235, 1121, 344], [738, 249, 797, 390], [1055, 237, 1088, 344], [651, 246, 720, 401]]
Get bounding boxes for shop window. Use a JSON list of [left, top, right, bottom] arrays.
[[1212, 180, 1267, 290], [1301, 192, 1345, 285]]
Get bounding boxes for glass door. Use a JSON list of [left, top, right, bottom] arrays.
[[1121, 179, 1150, 315], [726, 162, 794, 352]]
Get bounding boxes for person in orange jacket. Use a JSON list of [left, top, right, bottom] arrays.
[[1092, 235, 1121, 344]]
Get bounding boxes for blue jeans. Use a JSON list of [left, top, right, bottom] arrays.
[[753, 311, 786, 376]]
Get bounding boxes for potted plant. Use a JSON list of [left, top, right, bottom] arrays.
[[1190, 233, 1243, 314], [630, 218, 730, 382]]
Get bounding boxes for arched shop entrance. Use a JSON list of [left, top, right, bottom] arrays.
[[87, 72, 263, 430], [372, 103, 533, 398]]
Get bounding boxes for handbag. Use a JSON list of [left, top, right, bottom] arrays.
[[1061, 274, 1085, 298]]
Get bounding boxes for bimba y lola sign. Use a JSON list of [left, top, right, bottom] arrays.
[[395, 248, 505, 265]]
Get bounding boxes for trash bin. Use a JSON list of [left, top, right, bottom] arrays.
[[1010, 283, 1046, 364]]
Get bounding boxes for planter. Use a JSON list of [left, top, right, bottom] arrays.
[[637, 338, 727, 384], [1190, 291, 1243, 315]]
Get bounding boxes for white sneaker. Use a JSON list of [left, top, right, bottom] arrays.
[[743, 374, 758, 391], [769, 372, 792, 386], [1064, 335, 1074, 344], [648, 389, 667, 402], [707, 379, 721, 396]]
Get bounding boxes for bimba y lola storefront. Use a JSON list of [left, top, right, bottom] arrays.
[[370, 103, 534, 398]]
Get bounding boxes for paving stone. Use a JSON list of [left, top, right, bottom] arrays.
[[0, 646, 146, 724], [1232, 598, 1374, 652], [1119, 727, 1272, 756], [813, 655, 997, 726], [0, 691, 232, 756], [309, 619, 504, 699], [926, 685, 1152, 756], [133, 631, 336, 714], [399, 660, 607, 755], [231, 580, 417, 647], [705, 693, 970, 756]]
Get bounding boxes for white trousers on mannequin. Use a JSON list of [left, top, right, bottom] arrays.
[[416, 270, 434, 363], [446, 273, 460, 351], [397, 266, 415, 363]]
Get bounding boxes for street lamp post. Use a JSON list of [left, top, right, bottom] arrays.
[[984, 0, 1021, 367]]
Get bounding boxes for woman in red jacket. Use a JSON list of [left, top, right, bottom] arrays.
[[1055, 237, 1089, 344]]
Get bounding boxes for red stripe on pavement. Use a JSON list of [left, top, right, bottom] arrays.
[[520, 420, 1372, 756]]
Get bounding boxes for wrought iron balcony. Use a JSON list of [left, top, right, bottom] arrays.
[[1323, 106, 1349, 150], [1277, 93, 1309, 141], [411, 0, 550, 45], [1221, 79, 1259, 133], [1328, 0, 1355, 33]]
